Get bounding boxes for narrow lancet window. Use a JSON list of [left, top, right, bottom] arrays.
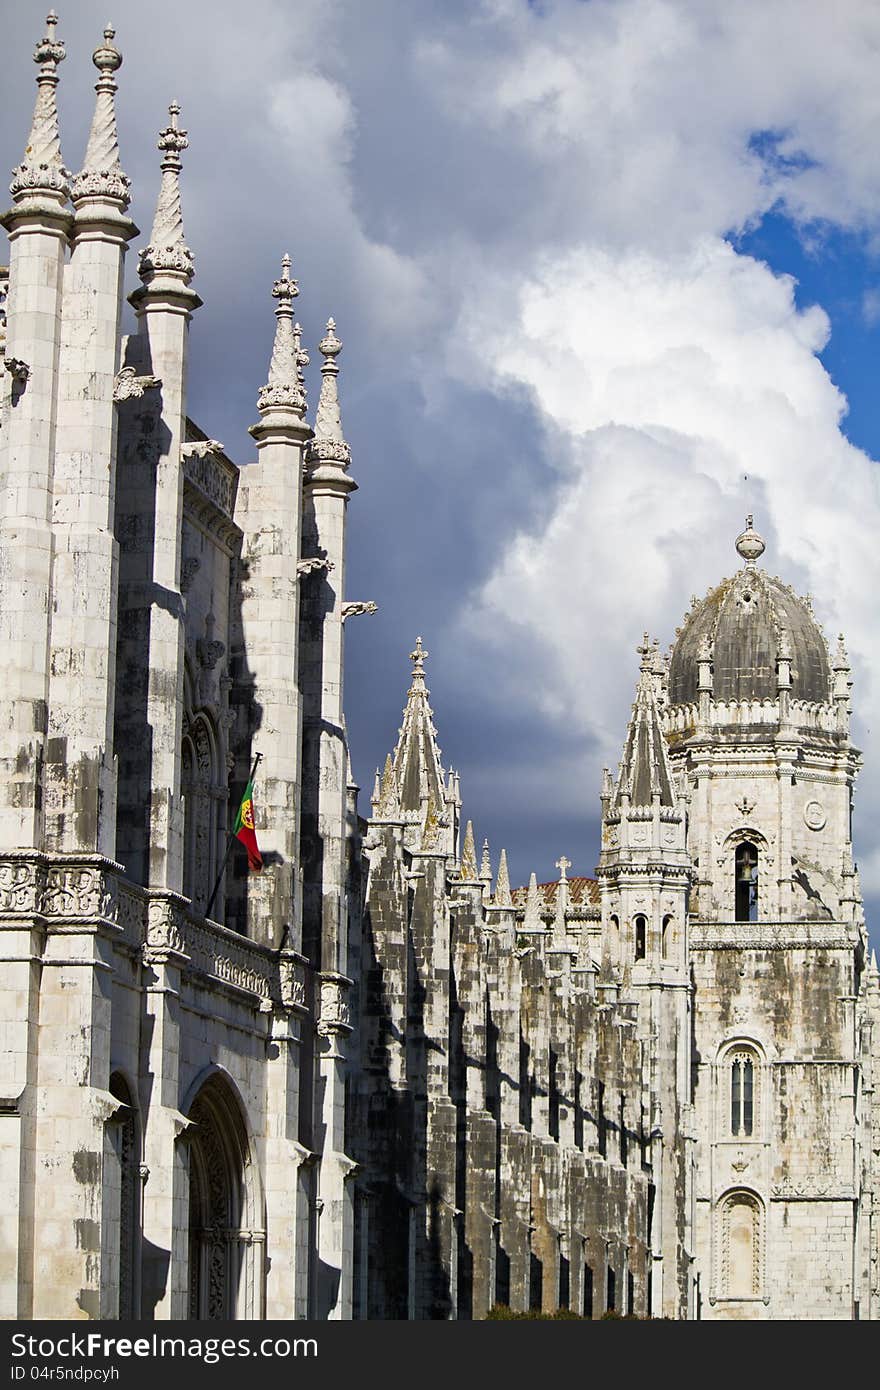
[[735, 842, 758, 922], [634, 914, 647, 961], [731, 1053, 755, 1136]]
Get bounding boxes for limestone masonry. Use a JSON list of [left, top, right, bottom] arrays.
[[0, 16, 877, 1321]]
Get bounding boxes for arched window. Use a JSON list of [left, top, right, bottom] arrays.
[[720, 1191, 762, 1299], [634, 915, 647, 962], [661, 914, 672, 959], [735, 841, 759, 922], [730, 1050, 755, 1136]]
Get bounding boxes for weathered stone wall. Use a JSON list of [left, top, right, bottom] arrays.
[[356, 818, 659, 1319]]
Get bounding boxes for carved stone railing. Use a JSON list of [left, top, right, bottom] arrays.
[[662, 698, 840, 736], [0, 852, 308, 1013]]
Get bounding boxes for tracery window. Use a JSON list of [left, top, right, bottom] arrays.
[[730, 1051, 755, 1136], [735, 841, 759, 922]]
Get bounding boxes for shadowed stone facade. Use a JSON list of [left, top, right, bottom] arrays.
[[1, 18, 878, 1323]]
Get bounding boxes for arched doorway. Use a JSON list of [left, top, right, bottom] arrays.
[[186, 1073, 264, 1319]]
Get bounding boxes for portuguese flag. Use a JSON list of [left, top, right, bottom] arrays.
[[233, 777, 263, 871]]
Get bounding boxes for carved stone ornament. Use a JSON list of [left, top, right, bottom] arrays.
[[182, 439, 224, 460], [317, 973, 353, 1037], [297, 557, 335, 577], [114, 366, 161, 401], [4, 357, 30, 383], [803, 800, 826, 831], [341, 601, 378, 621], [278, 952, 308, 1012], [43, 864, 113, 920]]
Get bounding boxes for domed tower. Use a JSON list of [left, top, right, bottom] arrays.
[[661, 518, 871, 1320]]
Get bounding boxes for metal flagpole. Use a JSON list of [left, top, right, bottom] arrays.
[[204, 751, 262, 922]]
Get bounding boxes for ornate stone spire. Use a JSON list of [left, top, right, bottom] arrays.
[[307, 317, 352, 468], [614, 637, 675, 808], [390, 638, 447, 815], [71, 25, 130, 209], [10, 12, 70, 204], [138, 102, 193, 281], [494, 849, 512, 907], [735, 514, 765, 567], [256, 254, 306, 416]]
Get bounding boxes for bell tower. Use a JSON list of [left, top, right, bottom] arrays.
[[664, 519, 870, 1319]]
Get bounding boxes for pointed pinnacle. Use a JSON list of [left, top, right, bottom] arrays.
[[10, 10, 69, 202], [138, 101, 193, 281], [460, 820, 478, 880], [308, 313, 351, 468], [257, 253, 306, 415], [480, 838, 492, 881], [73, 23, 129, 208], [494, 848, 512, 907]]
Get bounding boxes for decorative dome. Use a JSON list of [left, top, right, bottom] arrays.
[[668, 520, 831, 706]]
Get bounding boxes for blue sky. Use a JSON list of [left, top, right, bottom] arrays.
[[3, 0, 879, 920]]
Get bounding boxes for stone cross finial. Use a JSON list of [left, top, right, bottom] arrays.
[[72, 24, 130, 208], [11, 10, 70, 202], [138, 101, 193, 280], [410, 636, 428, 674], [556, 855, 571, 881]]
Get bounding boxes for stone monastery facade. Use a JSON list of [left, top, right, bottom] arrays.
[[0, 16, 878, 1322]]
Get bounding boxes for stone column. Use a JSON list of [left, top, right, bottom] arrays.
[[118, 104, 200, 890], [0, 15, 71, 850], [46, 28, 136, 858], [233, 256, 310, 948]]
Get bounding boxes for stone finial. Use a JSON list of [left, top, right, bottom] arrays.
[[494, 848, 512, 907], [460, 820, 478, 880], [556, 855, 571, 881], [256, 253, 306, 415], [735, 514, 765, 567], [10, 11, 71, 203], [72, 25, 130, 208], [409, 636, 428, 685], [833, 633, 850, 670], [138, 102, 194, 281]]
